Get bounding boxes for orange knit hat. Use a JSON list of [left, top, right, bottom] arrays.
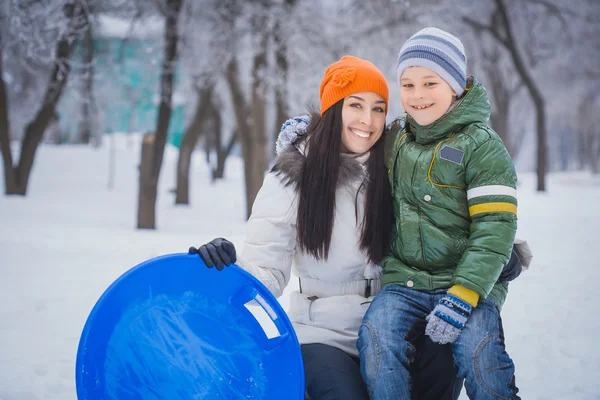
[[319, 55, 389, 115]]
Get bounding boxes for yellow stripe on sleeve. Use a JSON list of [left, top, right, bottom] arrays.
[[469, 202, 517, 216]]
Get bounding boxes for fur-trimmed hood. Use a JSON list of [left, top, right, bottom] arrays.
[[271, 111, 370, 191], [271, 143, 369, 192], [272, 112, 369, 191]]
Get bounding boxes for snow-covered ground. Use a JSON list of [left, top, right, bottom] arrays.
[[1, 135, 599, 399]]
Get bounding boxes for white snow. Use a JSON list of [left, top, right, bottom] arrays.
[[0, 135, 599, 399]]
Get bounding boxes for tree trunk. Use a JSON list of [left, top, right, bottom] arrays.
[[210, 95, 237, 181], [225, 58, 257, 219], [2, 3, 83, 195], [175, 84, 213, 205], [210, 100, 222, 181], [593, 139, 600, 174], [78, 23, 94, 144], [0, 36, 17, 194], [246, 37, 269, 218], [213, 130, 237, 180], [482, 45, 515, 157], [137, 133, 156, 229], [464, 0, 547, 191], [136, 0, 182, 229], [494, 0, 547, 191], [576, 92, 597, 172], [274, 86, 288, 154]]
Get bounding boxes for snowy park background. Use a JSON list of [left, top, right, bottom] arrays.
[[1, 136, 599, 399], [2, 0, 599, 399]]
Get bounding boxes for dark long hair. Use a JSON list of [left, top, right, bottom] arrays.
[[296, 101, 393, 265]]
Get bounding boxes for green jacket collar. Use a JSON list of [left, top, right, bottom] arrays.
[[406, 76, 491, 145]]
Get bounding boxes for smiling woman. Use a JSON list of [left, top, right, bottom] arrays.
[[341, 92, 387, 154]]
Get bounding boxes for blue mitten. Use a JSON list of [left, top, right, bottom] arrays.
[[425, 294, 473, 344], [275, 115, 311, 154]]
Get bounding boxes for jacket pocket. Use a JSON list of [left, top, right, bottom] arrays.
[[428, 141, 466, 190], [287, 292, 315, 325], [288, 292, 369, 336]]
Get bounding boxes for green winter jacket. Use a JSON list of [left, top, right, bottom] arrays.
[[383, 76, 517, 307]]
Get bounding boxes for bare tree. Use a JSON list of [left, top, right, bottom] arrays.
[[225, 56, 258, 219], [172, 0, 241, 204], [0, 1, 89, 195], [212, 0, 271, 219], [175, 83, 213, 205], [77, 21, 95, 144], [208, 95, 237, 181], [464, 0, 548, 191], [470, 35, 522, 157], [137, 0, 183, 229], [246, 8, 270, 218], [576, 91, 600, 174]]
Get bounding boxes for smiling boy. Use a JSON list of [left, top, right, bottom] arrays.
[[358, 27, 521, 399]]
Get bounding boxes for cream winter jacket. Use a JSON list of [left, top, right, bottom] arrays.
[[236, 144, 382, 356]]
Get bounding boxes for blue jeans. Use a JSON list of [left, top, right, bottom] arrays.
[[358, 284, 519, 400]]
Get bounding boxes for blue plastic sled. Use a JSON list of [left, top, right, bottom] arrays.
[[76, 253, 304, 399]]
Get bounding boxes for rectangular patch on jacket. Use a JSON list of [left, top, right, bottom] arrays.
[[439, 146, 464, 165]]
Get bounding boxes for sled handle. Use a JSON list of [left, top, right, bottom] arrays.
[[231, 284, 290, 351]]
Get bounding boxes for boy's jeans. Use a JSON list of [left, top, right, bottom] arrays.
[[357, 284, 520, 400]]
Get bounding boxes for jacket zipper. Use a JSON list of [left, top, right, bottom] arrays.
[[410, 146, 428, 269], [417, 204, 427, 268]]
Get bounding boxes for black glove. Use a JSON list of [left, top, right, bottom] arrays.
[[188, 238, 236, 271], [498, 246, 523, 283]]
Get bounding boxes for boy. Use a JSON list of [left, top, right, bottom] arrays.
[[357, 27, 521, 399]]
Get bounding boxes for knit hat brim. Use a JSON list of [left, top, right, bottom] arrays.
[[396, 27, 467, 97], [320, 56, 389, 115], [397, 58, 465, 97]]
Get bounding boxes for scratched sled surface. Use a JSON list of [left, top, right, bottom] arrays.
[[75, 254, 304, 399]]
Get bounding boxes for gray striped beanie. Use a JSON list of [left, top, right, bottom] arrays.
[[396, 27, 467, 97]]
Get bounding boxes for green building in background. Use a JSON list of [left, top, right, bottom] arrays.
[[58, 17, 185, 147]]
